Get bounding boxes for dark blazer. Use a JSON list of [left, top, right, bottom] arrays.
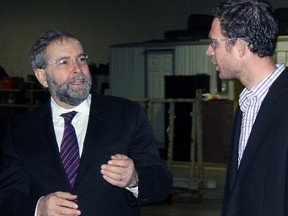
[[222, 67, 288, 216], [0, 93, 172, 216]]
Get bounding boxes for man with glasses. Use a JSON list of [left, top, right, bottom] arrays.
[[0, 29, 172, 216], [207, 0, 288, 215]]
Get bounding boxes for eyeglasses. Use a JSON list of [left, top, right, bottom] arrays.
[[44, 53, 89, 70], [208, 37, 238, 49]]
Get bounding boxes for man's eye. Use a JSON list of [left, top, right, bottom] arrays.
[[58, 59, 69, 65], [78, 56, 86, 62]]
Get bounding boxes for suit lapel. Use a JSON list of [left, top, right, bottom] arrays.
[[74, 94, 107, 186], [237, 91, 280, 173], [227, 107, 242, 192], [234, 68, 288, 185], [38, 103, 72, 187]]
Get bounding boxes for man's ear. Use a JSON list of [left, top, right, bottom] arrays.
[[237, 39, 248, 58], [35, 69, 48, 88]]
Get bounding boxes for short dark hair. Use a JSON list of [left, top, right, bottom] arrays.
[[30, 29, 77, 72], [212, 0, 279, 57]]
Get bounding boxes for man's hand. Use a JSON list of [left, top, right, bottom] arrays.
[[37, 191, 81, 216], [101, 154, 138, 188]]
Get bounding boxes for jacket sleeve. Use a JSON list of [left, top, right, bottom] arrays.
[[126, 104, 173, 205], [0, 124, 39, 216]]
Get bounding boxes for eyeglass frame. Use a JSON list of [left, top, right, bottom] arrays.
[[208, 36, 238, 49], [41, 53, 89, 70], [208, 36, 252, 50]]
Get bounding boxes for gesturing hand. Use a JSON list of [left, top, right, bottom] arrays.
[[37, 191, 81, 216], [101, 154, 138, 188]]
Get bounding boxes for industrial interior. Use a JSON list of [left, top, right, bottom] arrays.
[[1, 1, 288, 215]]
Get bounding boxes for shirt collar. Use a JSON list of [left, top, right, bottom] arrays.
[[239, 64, 285, 107], [51, 94, 91, 120]]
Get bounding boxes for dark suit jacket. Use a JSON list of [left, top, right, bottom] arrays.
[[0, 93, 172, 216], [222, 67, 288, 216]]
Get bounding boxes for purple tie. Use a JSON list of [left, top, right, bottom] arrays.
[[60, 111, 80, 187]]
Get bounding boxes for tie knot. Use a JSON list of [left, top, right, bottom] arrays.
[[61, 111, 78, 124]]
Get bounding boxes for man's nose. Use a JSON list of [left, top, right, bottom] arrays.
[[206, 45, 214, 57]]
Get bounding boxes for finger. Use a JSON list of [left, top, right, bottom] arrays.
[[55, 191, 78, 201], [101, 165, 123, 179], [101, 164, 123, 173], [58, 197, 79, 209], [48, 193, 78, 210], [109, 157, 131, 167], [102, 173, 126, 187], [111, 154, 129, 160], [55, 205, 81, 215]]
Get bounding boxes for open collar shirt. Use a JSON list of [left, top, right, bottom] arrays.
[[238, 64, 285, 167]]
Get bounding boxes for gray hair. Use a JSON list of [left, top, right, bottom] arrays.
[[29, 29, 77, 72]]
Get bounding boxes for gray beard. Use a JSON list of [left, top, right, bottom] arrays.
[[46, 72, 92, 106]]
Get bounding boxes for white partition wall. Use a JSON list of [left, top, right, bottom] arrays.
[[109, 41, 237, 99], [109, 46, 146, 98], [146, 50, 174, 148]]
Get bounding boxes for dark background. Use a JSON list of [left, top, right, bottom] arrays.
[[0, 0, 287, 79]]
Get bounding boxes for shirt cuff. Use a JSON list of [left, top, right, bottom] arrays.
[[125, 186, 139, 197]]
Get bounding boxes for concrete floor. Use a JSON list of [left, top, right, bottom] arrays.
[[140, 162, 226, 216], [140, 198, 222, 216]]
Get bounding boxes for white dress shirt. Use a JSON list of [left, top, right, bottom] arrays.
[[51, 94, 91, 155]]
